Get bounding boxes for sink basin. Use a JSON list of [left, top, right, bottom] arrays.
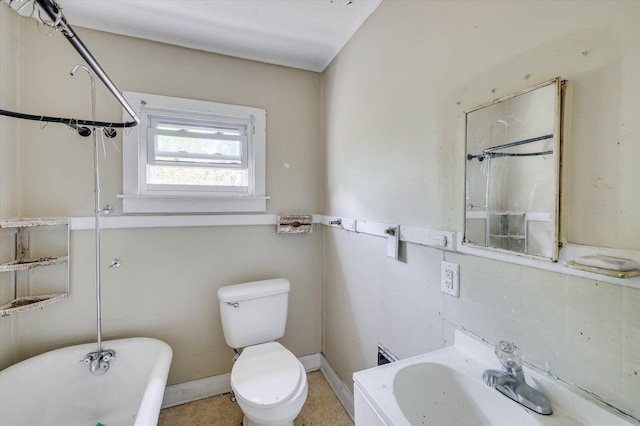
[[353, 330, 638, 426], [394, 363, 540, 425]]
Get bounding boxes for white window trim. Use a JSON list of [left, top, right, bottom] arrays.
[[119, 92, 268, 213]]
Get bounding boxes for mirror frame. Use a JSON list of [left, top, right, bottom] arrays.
[[463, 78, 563, 261]]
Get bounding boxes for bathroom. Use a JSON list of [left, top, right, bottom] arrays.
[[0, 0, 639, 424]]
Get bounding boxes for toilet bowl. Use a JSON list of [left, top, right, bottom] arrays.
[[231, 342, 308, 426], [218, 279, 308, 426]]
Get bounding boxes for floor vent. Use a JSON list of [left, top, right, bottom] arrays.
[[377, 344, 398, 366]]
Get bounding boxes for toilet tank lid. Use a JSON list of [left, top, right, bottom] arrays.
[[218, 278, 290, 303]]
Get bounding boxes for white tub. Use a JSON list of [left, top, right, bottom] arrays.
[[0, 337, 172, 426]]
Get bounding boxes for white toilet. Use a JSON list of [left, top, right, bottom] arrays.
[[218, 278, 308, 426]]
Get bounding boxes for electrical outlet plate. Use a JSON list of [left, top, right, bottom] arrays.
[[441, 261, 459, 297]]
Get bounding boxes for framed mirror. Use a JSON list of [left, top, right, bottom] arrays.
[[464, 78, 562, 261]]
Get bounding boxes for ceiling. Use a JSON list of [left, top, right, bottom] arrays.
[[53, 0, 381, 72]]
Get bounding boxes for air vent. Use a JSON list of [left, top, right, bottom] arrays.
[[377, 344, 398, 366]]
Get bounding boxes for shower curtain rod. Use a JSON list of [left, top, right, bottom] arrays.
[[0, 0, 139, 133], [475, 149, 553, 160], [467, 133, 553, 162]]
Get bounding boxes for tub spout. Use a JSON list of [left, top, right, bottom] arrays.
[[90, 357, 101, 373]]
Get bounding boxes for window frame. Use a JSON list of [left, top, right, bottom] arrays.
[[120, 92, 268, 213]]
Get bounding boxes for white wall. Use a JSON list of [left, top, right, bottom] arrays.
[[322, 0, 640, 419], [0, 11, 323, 386]]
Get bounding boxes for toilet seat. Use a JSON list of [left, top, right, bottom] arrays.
[[231, 342, 303, 409]]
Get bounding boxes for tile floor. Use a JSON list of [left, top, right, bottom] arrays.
[[158, 371, 354, 425]]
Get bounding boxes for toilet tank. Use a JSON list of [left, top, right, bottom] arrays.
[[218, 278, 290, 349]]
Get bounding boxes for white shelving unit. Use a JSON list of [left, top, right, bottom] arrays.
[[0, 219, 69, 317]]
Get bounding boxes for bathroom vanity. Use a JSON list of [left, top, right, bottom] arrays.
[[353, 330, 637, 425]]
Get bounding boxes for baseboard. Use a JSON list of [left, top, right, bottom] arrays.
[[320, 355, 354, 420], [162, 373, 232, 408], [162, 352, 322, 408], [299, 352, 322, 372]]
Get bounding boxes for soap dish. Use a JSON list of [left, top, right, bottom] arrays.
[[277, 214, 313, 234], [564, 261, 640, 278]]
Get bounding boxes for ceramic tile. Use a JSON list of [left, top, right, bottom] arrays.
[[460, 257, 524, 319], [519, 322, 567, 378], [565, 339, 623, 406], [623, 323, 640, 358], [519, 268, 567, 333], [566, 277, 623, 322], [442, 318, 458, 348], [566, 307, 623, 358], [461, 299, 521, 346], [621, 361, 640, 420], [623, 286, 640, 329]]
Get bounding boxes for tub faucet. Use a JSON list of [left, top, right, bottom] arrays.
[[483, 341, 552, 415], [83, 349, 115, 376]]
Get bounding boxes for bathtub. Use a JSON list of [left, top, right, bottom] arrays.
[[0, 337, 172, 426]]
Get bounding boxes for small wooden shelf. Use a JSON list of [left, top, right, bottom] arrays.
[[0, 293, 68, 317], [564, 261, 640, 279], [0, 256, 69, 272]]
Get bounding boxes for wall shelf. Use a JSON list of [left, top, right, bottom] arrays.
[[0, 218, 68, 229], [0, 219, 69, 317], [0, 256, 69, 273], [0, 293, 68, 317]]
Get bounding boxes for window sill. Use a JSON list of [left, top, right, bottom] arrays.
[[117, 194, 269, 213]]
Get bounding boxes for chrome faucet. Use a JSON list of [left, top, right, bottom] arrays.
[[83, 349, 115, 376], [483, 341, 552, 415]]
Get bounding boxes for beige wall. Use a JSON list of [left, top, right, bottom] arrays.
[[0, 12, 323, 385], [0, 3, 22, 370], [3, 0, 640, 419], [15, 227, 322, 384], [0, 4, 21, 220], [322, 0, 640, 418], [19, 26, 321, 217]]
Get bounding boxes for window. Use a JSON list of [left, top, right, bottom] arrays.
[[120, 92, 267, 213]]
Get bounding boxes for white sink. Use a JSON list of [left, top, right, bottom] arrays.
[[394, 362, 541, 425], [353, 330, 638, 426]]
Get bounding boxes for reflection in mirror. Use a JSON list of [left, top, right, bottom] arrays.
[[464, 79, 562, 261]]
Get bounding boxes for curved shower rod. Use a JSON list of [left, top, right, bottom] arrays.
[[0, 0, 139, 136]]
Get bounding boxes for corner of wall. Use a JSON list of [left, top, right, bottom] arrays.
[[0, 3, 23, 220]]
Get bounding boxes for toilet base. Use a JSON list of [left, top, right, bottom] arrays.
[[243, 415, 293, 426], [233, 350, 308, 426]]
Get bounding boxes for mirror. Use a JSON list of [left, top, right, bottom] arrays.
[[464, 79, 562, 261]]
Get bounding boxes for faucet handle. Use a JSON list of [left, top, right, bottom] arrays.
[[495, 341, 523, 372]]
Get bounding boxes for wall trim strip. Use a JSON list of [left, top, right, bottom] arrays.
[[67, 213, 639, 288], [70, 214, 282, 230]]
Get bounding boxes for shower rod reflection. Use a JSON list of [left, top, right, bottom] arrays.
[[467, 133, 554, 162], [0, 0, 139, 136]]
